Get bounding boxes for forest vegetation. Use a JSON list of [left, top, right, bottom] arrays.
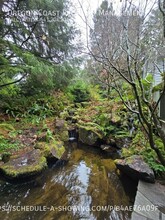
[[0, 0, 165, 179]]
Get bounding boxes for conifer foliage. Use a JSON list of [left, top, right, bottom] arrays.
[[0, 0, 77, 94]]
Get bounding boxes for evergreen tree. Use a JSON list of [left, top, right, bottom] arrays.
[[0, 0, 78, 94]]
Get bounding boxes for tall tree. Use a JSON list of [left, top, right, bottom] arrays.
[[159, 0, 165, 37], [87, 0, 165, 165], [0, 0, 78, 93]]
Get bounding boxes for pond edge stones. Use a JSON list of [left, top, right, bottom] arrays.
[[0, 149, 47, 180], [115, 155, 155, 183]]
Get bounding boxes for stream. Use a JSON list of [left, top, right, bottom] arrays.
[[0, 143, 137, 220]]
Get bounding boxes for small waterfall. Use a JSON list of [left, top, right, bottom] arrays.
[[128, 117, 135, 136], [130, 125, 135, 136], [68, 129, 78, 141]]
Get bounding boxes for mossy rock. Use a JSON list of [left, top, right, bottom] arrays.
[[35, 140, 65, 160], [115, 155, 155, 183], [0, 149, 47, 180], [54, 119, 69, 142], [78, 123, 104, 146], [58, 130, 69, 142]]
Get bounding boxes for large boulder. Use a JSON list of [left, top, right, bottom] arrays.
[[78, 123, 103, 146], [115, 155, 155, 183], [0, 149, 47, 180], [35, 140, 66, 161]]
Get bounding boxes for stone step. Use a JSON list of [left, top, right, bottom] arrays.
[[131, 181, 165, 220]]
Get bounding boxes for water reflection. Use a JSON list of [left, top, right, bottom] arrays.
[[0, 145, 136, 220]]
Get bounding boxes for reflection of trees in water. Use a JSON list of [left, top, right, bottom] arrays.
[[0, 147, 133, 220], [25, 164, 86, 219], [85, 158, 131, 220], [40, 151, 91, 219]]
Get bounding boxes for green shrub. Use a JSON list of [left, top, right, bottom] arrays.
[[88, 85, 101, 101], [2, 91, 71, 119], [67, 80, 90, 103], [0, 135, 20, 153], [121, 130, 165, 174]]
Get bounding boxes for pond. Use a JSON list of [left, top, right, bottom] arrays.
[[0, 143, 137, 220]]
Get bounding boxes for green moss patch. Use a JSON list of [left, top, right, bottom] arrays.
[[0, 149, 47, 179], [35, 140, 66, 160]]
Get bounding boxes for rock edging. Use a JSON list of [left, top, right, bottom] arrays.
[[115, 155, 155, 183]]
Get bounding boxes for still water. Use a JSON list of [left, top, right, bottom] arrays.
[[0, 144, 136, 220]]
